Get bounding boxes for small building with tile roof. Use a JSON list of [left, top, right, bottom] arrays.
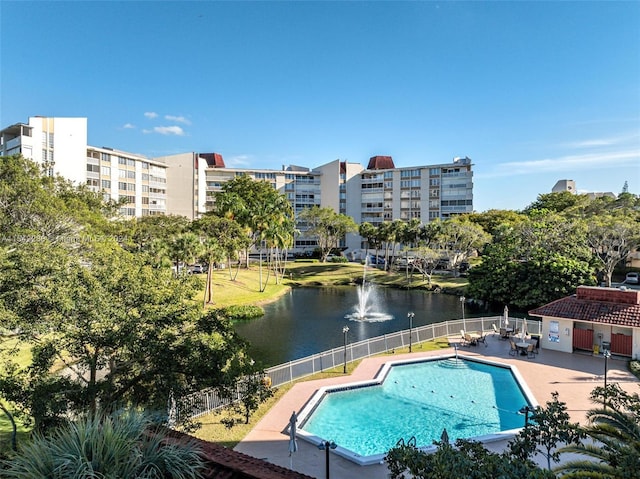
[[529, 286, 640, 359]]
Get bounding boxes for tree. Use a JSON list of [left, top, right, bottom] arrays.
[[0, 242, 251, 431], [386, 437, 554, 479], [215, 175, 294, 271], [358, 222, 378, 262], [554, 384, 640, 479], [463, 209, 525, 237], [167, 232, 203, 276], [1, 410, 205, 479], [509, 392, 584, 471], [431, 218, 490, 275], [0, 154, 116, 244], [466, 214, 595, 309], [524, 191, 592, 216], [586, 215, 640, 287], [298, 206, 357, 262]]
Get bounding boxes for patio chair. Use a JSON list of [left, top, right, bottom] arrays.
[[492, 323, 499, 337], [499, 327, 508, 340], [477, 332, 488, 347], [460, 330, 468, 347], [526, 343, 536, 359], [464, 333, 478, 347], [508, 340, 518, 356]]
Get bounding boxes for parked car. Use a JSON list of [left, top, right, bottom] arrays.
[[188, 264, 206, 274], [625, 272, 639, 284]]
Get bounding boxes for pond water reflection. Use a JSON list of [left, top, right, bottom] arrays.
[[233, 287, 471, 367]]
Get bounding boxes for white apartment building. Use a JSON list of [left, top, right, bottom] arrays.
[[0, 117, 167, 217], [0, 116, 473, 248], [156, 152, 473, 254]]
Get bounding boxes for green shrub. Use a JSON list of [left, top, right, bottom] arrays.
[[330, 256, 348, 263], [629, 360, 640, 380], [218, 305, 264, 321]]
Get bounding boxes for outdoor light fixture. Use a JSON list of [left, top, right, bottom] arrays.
[[603, 349, 611, 407], [518, 405, 534, 427], [317, 440, 337, 479], [342, 326, 349, 374], [407, 312, 415, 352]]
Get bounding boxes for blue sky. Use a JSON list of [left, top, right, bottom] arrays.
[[1, 1, 639, 212]]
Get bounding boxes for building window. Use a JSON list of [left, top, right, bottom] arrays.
[[101, 166, 111, 175], [142, 185, 149, 192], [118, 182, 127, 190], [86, 164, 100, 173], [127, 170, 135, 179], [101, 153, 110, 162], [430, 178, 440, 186], [48, 133, 54, 148], [118, 157, 127, 165], [142, 162, 149, 169], [86, 179, 99, 187], [142, 173, 149, 181], [119, 169, 127, 178], [101, 180, 111, 189], [42, 149, 47, 160]]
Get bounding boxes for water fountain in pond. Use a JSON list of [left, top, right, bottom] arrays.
[[344, 257, 394, 322]]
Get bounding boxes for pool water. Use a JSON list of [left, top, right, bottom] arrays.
[[300, 358, 530, 458]]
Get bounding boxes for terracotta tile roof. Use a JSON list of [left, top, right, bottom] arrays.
[[167, 430, 314, 479], [529, 286, 640, 328], [199, 152, 226, 168], [367, 155, 395, 170]]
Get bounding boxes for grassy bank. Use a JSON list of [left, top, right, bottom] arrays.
[[196, 261, 468, 309]]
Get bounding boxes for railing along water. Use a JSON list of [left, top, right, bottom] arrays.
[[178, 316, 540, 420]]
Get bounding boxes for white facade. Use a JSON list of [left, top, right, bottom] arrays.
[[1, 117, 166, 218], [0, 117, 87, 183]]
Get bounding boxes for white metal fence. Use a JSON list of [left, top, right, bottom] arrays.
[[179, 316, 541, 419]]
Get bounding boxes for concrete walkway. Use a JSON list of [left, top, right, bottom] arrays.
[[234, 335, 639, 478]]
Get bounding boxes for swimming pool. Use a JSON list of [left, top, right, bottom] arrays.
[[297, 355, 537, 466]]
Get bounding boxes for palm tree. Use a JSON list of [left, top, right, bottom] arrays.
[[2, 410, 205, 478], [167, 232, 202, 276], [555, 384, 640, 478]]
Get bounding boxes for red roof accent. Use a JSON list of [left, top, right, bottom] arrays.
[[529, 286, 640, 328], [367, 156, 395, 170], [199, 153, 226, 168], [166, 430, 314, 479]]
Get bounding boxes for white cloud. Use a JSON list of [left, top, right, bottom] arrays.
[[151, 125, 185, 136], [122, 123, 136, 129], [477, 150, 639, 179], [165, 115, 191, 125], [144, 111, 158, 119]]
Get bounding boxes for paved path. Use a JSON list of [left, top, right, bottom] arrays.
[[234, 335, 639, 478]]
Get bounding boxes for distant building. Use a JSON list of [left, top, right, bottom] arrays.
[[551, 179, 576, 193], [0, 117, 167, 217], [551, 179, 616, 200], [157, 153, 474, 254]]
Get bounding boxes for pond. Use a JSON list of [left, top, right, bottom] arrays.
[[234, 286, 479, 367]]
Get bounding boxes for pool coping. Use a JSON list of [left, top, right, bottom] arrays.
[[294, 353, 539, 466]]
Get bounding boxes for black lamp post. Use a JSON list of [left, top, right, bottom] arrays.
[[318, 440, 337, 479], [519, 405, 534, 427], [342, 326, 349, 374], [603, 349, 611, 407], [407, 312, 415, 352]]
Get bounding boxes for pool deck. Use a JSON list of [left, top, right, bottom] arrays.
[[234, 335, 639, 478]]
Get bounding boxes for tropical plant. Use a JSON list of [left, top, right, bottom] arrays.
[[298, 206, 357, 263], [554, 384, 640, 478], [509, 392, 584, 471], [1, 410, 205, 479]]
